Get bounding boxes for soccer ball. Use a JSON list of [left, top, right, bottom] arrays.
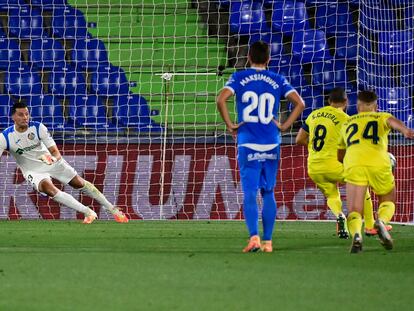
[[388, 152, 397, 171]]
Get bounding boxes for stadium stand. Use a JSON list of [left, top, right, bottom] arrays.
[[0, 0, 160, 133]]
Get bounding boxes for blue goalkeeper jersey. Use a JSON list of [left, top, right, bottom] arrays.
[[224, 67, 295, 147]]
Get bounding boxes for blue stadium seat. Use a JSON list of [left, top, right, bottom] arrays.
[[312, 60, 354, 92], [358, 61, 393, 89], [249, 33, 286, 64], [51, 6, 92, 38], [29, 38, 66, 69], [29, 95, 65, 130], [90, 65, 131, 97], [360, 2, 398, 32], [112, 94, 162, 131], [0, 94, 14, 129], [378, 31, 414, 64], [71, 39, 109, 69], [0, 0, 25, 9], [5, 66, 43, 98], [68, 95, 117, 131], [292, 30, 332, 63], [270, 56, 308, 88], [0, 26, 6, 37], [229, 1, 270, 35], [271, 1, 310, 36], [400, 64, 414, 90], [376, 87, 413, 124], [8, 6, 45, 38], [31, 0, 68, 8], [405, 6, 414, 29], [346, 92, 358, 116], [48, 67, 87, 98], [0, 38, 22, 69], [297, 85, 324, 119], [314, 3, 356, 35], [335, 33, 360, 61]]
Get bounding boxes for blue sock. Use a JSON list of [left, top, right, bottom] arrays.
[[243, 190, 259, 237], [261, 189, 277, 241]]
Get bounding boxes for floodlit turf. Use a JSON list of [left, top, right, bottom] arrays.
[[0, 221, 413, 311]]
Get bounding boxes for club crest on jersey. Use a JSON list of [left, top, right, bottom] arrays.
[[28, 132, 35, 140]]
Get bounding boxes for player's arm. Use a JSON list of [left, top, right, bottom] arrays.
[[295, 128, 309, 146], [276, 91, 305, 132], [0, 134, 6, 161], [38, 123, 62, 165], [216, 88, 242, 134], [296, 118, 310, 146], [386, 116, 414, 139], [337, 130, 346, 163]]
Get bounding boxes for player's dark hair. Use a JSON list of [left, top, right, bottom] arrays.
[[249, 41, 270, 64], [328, 87, 347, 103], [358, 90, 378, 103], [11, 101, 28, 115]]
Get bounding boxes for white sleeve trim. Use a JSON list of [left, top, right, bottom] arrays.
[[39, 123, 57, 149], [223, 86, 235, 95], [284, 89, 297, 98]]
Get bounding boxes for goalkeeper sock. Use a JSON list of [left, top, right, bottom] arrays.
[[53, 191, 91, 215], [378, 201, 396, 224], [80, 181, 118, 214], [363, 190, 375, 230], [243, 190, 259, 237], [261, 189, 277, 241], [327, 197, 342, 217], [347, 211, 362, 238]]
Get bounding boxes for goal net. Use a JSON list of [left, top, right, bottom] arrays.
[[0, 0, 413, 223]]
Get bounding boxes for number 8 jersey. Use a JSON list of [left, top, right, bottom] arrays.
[[302, 106, 349, 174], [338, 112, 393, 170], [224, 67, 296, 149]]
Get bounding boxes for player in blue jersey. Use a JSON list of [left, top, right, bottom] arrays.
[[217, 41, 305, 252]]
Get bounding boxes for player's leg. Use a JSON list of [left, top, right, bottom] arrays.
[[370, 168, 396, 250], [238, 147, 262, 252], [362, 190, 376, 235], [49, 158, 128, 223], [69, 175, 128, 223], [33, 176, 97, 222], [346, 182, 366, 253], [259, 147, 280, 252], [309, 172, 348, 239]]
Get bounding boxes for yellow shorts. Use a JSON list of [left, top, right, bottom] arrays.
[[308, 164, 344, 199], [344, 166, 395, 195]]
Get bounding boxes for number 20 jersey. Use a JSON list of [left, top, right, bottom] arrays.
[[224, 68, 295, 147], [338, 112, 393, 170], [302, 106, 349, 173]]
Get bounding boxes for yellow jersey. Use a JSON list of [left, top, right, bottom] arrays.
[[303, 106, 349, 172], [338, 112, 393, 169]]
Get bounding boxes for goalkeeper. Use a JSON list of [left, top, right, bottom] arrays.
[[0, 101, 128, 224]]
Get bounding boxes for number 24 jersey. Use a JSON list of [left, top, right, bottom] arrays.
[[338, 112, 393, 170]]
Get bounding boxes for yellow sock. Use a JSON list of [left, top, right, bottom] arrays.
[[363, 191, 375, 230], [327, 197, 342, 217], [347, 212, 362, 237], [378, 202, 396, 224]]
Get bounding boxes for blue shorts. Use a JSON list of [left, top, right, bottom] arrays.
[[237, 146, 280, 193]]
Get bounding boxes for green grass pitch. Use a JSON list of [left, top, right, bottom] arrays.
[[0, 221, 413, 311]]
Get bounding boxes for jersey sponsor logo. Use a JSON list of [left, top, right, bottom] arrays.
[[247, 152, 278, 162], [28, 132, 35, 140], [14, 141, 41, 155], [239, 74, 279, 90]]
